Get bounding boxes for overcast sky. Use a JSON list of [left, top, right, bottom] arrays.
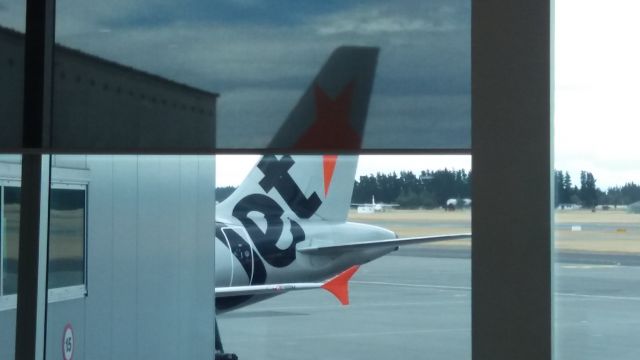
[[215, 154, 471, 187], [1, 1, 638, 188], [554, 0, 640, 188]]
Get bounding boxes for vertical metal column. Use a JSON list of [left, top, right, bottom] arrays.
[[472, 1, 552, 360], [15, 156, 51, 360], [15, 0, 55, 359], [22, 0, 55, 148]]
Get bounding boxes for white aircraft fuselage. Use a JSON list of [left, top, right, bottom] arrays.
[[215, 219, 395, 312]]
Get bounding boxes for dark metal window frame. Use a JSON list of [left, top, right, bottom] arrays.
[[472, 2, 552, 360], [14, 0, 552, 359], [16, 0, 57, 359]]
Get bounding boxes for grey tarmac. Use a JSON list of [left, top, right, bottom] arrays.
[[219, 246, 640, 359]]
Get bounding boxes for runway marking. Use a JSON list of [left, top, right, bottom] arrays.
[[223, 300, 470, 313], [217, 299, 469, 319], [561, 264, 619, 269], [225, 327, 470, 342], [557, 293, 640, 301], [353, 280, 471, 291], [354, 281, 640, 301]]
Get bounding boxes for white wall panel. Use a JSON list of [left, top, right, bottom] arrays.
[[137, 156, 181, 359], [111, 156, 139, 359], [36, 155, 215, 359], [192, 157, 216, 359], [84, 155, 114, 359]]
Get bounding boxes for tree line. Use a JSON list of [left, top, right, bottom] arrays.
[[215, 169, 471, 209], [215, 186, 236, 202], [353, 169, 471, 209], [555, 171, 640, 208], [215, 169, 640, 210]]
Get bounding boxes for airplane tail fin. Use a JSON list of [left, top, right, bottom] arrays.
[[269, 46, 379, 151], [217, 154, 358, 222], [218, 47, 379, 223]]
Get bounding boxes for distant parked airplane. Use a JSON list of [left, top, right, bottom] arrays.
[[445, 198, 472, 210], [352, 195, 399, 213]]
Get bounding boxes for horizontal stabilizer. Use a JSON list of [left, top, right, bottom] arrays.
[[215, 283, 323, 298], [215, 266, 360, 305], [297, 233, 471, 254], [321, 265, 359, 305]]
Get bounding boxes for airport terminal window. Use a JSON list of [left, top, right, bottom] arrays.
[[3, 0, 556, 359], [0, 183, 87, 298]]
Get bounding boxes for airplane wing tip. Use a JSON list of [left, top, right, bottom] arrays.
[[321, 265, 360, 305]]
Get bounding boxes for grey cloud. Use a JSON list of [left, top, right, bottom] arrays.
[[316, 13, 448, 35], [364, 94, 470, 149], [312, 2, 468, 36], [0, 2, 25, 30], [55, 0, 181, 36], [222, 0, 263, 8], [315, 10, 453, 36], [217, 88, 300, 148]]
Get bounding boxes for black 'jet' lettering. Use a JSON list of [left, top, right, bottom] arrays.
[[232, 194, 305, 268], [257, 155, 322, 219]]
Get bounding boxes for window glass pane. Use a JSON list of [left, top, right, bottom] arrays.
[[48, 188, 86, 289], [216, 154, 471, 359], [555, 1, 640, 359], [54, 1, 469, 151]]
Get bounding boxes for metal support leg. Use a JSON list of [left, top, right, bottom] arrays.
[[215, 320, 238, 360], [215, 320, 224, 354]]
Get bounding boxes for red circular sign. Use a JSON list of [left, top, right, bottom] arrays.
[[62, 323, 74, 360]]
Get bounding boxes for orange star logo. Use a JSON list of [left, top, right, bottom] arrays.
[[294, 81, 362, 151]]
